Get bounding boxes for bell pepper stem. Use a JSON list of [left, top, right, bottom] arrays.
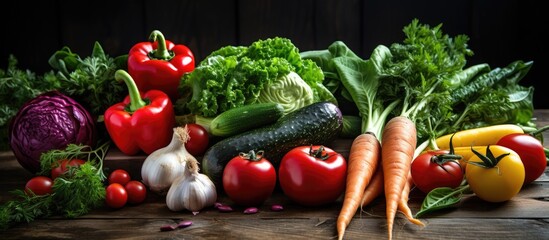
[[148, 30, 173, 60], [115, 70, 147, 112]]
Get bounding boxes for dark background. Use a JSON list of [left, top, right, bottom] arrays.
[[1, 0, 546, 108]]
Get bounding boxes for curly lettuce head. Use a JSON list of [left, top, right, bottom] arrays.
[[179, 37, 334, 117], [257, 71, 314, 115]]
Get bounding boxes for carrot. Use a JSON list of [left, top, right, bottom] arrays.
[[398, 172, 425, 227], [360, 164, 384, 209], [337, 132, 381, 240], [381, 116, 417, 240]]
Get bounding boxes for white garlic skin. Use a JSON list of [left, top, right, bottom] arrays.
[[141, 151, 187, 194], [166, 161, 217, 212], [141, 127, 196, 195]]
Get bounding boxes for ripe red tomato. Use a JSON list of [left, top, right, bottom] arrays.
[[411, 150, 464, 193], [25, 176, 53, 195], [278, 145, 347, 206], [105, 183, 128, 209], [497, 133, 547, 185], [51, 159, 86, 180], [108, 169, 131, 185], [185, 123, 209, 156], [222, 150, 276, 206], [125, 180, 147, 204]]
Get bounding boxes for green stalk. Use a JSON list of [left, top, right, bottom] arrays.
[[114, 70, 147, 113], [148, 30, 173, 60]]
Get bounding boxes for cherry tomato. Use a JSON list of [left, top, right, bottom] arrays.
[[278, 145, 347, 206], [411, 150, 464, 193], [125, 180, 147, 204], [222, 150, 276, 206], [108, 169, 131, 185], [25, 176, 53, 196], [497, 133, 546, 185], [105, 183, 128, 209], [185, 123, 209, 156], [466, 145, 525, 202], [51, 159, 86, 180]]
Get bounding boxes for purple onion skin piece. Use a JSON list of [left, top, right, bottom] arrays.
[[177, 220, 192, 228], [244, 207, 259, 214], [9, 91, 96, 173], [270, 204, 284, 211]]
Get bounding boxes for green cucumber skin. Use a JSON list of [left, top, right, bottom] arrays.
[[202, 101, 343, 188], [210, 102, 285, 137]]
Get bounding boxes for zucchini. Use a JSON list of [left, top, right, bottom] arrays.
[[209, 102, 285, 137], [202, 101, 343, 188]]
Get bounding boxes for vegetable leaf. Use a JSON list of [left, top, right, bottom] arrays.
[[415, 184, 470, 218], [179, 37, 334, 117], [0, 142, 109, 230]]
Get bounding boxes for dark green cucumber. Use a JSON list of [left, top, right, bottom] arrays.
[[209, 102, 285, 137], [202, 101, 343, 188]]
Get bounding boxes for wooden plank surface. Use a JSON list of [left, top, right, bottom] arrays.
[[0, 110, 548, 239]]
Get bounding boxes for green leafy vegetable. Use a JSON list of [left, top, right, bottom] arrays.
[[0, 142, 109, 230], [256, 71, 314, 115], [333, 44, 397, 138], [178, 37, 335, 117], [305, 19, 535, 153], [303, 19, 475, 141], [49, 42, 128, 116]]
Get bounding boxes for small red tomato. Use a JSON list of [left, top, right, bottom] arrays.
[[411, 150, 464, 194], [108, 169, 131, 186], [25, 176, 53, 195], [223, 150, 276, 207], [125, 180, 147, 204], [105, 183, 128, 209], [51, 159, 86, 180], [185, 123, 209, 156], [497, 133, 547, 185], [278, 145, 347, 206]]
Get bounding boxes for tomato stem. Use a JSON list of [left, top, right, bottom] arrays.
[[239, 150, 264, 162], [309, 145, 330, 160]]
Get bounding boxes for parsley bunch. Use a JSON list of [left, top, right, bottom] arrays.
[[0, 142, 110, 230]]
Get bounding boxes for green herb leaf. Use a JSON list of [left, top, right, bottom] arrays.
[[415, 184, 470, 218], [0, 143, 109, 230]]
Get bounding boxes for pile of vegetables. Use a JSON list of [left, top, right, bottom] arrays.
[[0, 42, 127, 151], [412, 124, 548, 217], [0, 143, 109, 230], [299, 19, 538, 240], [0, 19, 547, 240]]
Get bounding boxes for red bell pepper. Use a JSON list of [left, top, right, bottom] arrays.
[[104, 69, 176, 155], [127, 30, 195, 101]]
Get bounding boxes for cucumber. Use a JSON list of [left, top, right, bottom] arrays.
[[201, 101, 343, 188], [209, 102, 285, 137]]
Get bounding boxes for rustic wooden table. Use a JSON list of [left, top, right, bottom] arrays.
[[1, 110, 548, 240]]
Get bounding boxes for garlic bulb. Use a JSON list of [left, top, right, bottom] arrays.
[[141, 126, 196, 195], [166, 158, 217, 213]]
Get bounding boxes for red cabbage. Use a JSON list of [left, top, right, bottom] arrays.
[[8, 91, 96, 173]]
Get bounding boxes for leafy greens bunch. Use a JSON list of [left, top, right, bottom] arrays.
[[0, 142, 109, 230], [177, 37, 335, 117], [301, 19, 535, 150], [0, 42, 127, 150]]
